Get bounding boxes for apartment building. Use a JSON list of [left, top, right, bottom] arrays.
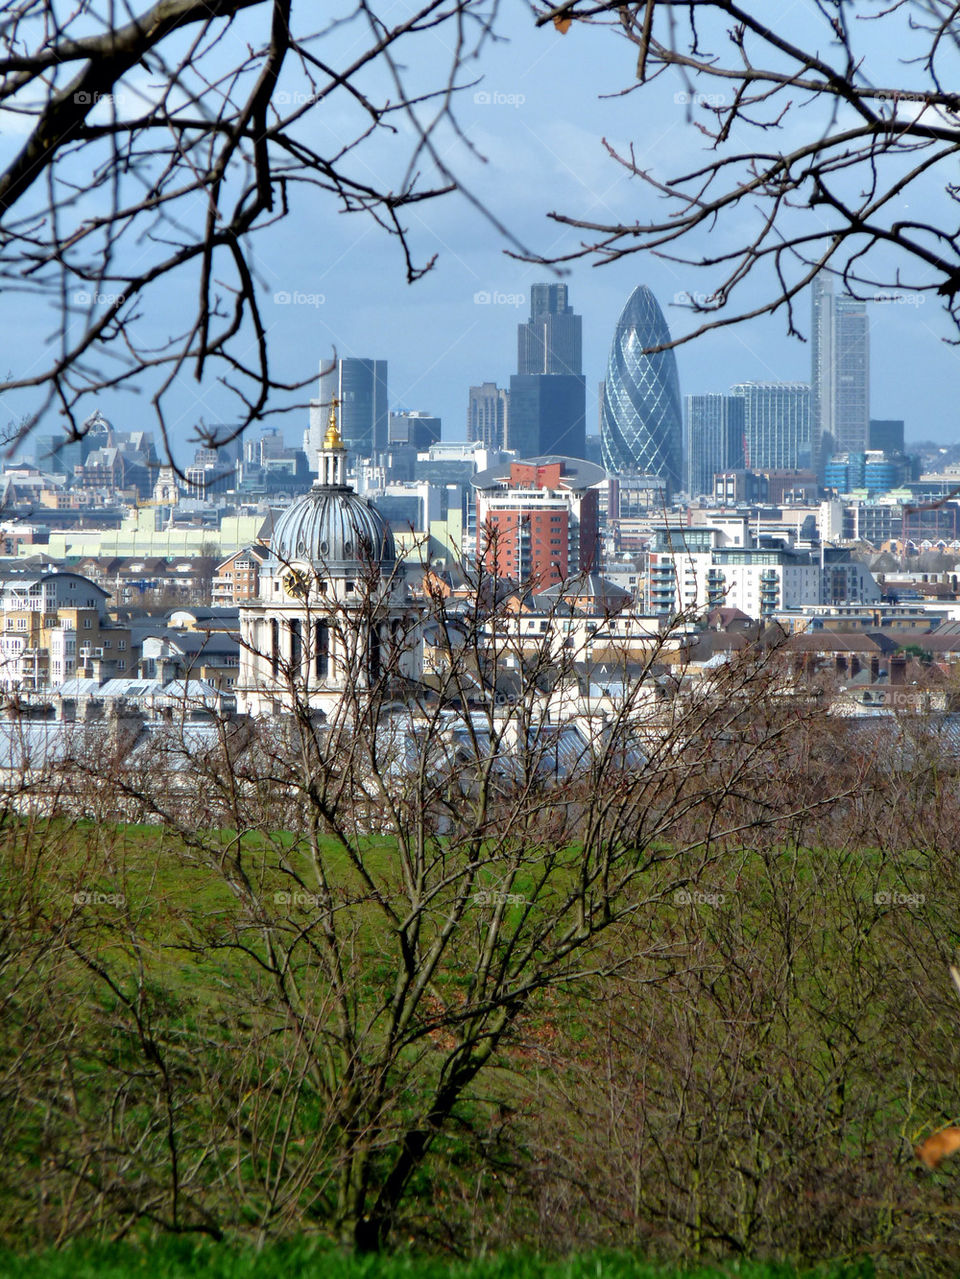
[[0, 571, 131, 690]]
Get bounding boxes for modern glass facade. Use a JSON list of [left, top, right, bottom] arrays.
[[810, 275, 870, 473], [600, 286, 682, 491], [509, 284, 585, 459], [684, 393, 745, 496], [730, 382, 811, 471], [311, 358, 388, 464]]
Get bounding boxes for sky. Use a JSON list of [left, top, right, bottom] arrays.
[[3, 0, 960, 462]]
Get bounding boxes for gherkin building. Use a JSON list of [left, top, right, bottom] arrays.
[[600, 285, 682, 491]]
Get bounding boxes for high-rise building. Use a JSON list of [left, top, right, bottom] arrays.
[[508, 285, 586, 460], [869, 418, 905, 454], [811, 275, 870, 473], [308, 358, 388, 466], [389, 411, 441, 451], [600, 285, 682, 492], [473, 456, 604, 590], [467, 382, 509, 450], [684, 394, 746, 496], [834, 293, 869, 452], [517, 283, 582, 376], [730, 382, 811, 471]]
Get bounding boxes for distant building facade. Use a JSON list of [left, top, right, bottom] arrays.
[[730, 382, 812, 471], [684, 394, 746, 496], [508, 285, 586, 460], [467, 382, 509, 450], [811, 275, 870, 473], [389, 411, 441, 452], [308, 358, 388, 464], [473, 456, 604, 591]]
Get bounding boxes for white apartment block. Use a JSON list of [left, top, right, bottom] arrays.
[[645, 525, 879, 620]]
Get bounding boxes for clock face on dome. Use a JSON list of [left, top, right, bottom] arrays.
[[283, 569, 310, 599]]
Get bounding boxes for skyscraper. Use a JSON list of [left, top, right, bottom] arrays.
[[508, 285, 586, 459], [834, 293, 870, 452], [684, 394, 745, 496], [600, 285, 682, 491], [811, 275, 870, 473], [730, 382, 811, 471], [517, 283, 582, 376], [308, 358, 388, 466], [467, 382, 509, 450]]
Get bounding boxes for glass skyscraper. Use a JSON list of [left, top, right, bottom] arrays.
[[309, 358, 388, 465], [684, 394, 745, 496], [811, 275, 870, 474], [508, 285, 585, 459], [729, 382, 811, 471], [600, 286, 682, 491]]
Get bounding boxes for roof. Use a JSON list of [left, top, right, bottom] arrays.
[[472, 455, 607, 492], [787, 633, 884, 653]]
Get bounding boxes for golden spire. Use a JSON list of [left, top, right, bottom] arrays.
[[324, 397, 344, 450]]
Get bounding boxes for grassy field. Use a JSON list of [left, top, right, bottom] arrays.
[[0, 1241, 878, 1279]]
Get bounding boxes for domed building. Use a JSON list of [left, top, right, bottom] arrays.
[[237, 403, 422, 717]]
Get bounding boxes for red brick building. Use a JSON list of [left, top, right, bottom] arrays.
[[473, 456, 603, 591]]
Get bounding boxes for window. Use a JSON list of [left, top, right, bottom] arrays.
[[83, 618, 92, 629]]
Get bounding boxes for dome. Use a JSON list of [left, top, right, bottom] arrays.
[[271, 487, 396, 571]]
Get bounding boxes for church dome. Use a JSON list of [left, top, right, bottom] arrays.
[[271, 487, 395, 571]]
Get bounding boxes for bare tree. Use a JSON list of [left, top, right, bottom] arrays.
[[530, 0, 960, 344], [0, 561, 868, 1253], [0, 0, 522, 464]]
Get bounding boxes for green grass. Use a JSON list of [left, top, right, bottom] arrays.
[[0, 1241, 877, 1279]]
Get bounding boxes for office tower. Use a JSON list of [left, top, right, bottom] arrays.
[[517, 283, 582, 375], [869, 418, 905, 454], [730, 382, 811, 470], [308, 358, 388, 465], [600, 285, 682, 491], [389, 411, 440, 451], [467, 382, 509, 450], [508, 285, 586, 459], [811, 275, 870, 473], [684, 394, 746, 497], [834, 293, 869, 452]]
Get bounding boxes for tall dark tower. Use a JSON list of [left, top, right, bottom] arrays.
[[600, 286, 682, 491], [508, 284, 586, 459], [517, 283, 583, 376]]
